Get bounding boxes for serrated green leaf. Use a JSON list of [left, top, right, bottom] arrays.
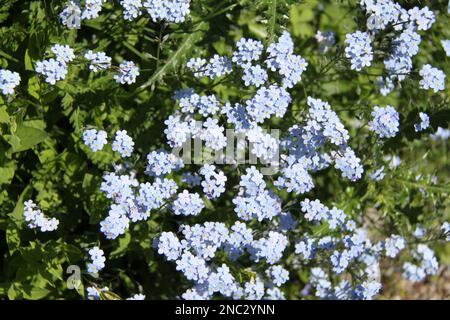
[[139, 22, 207, 91]]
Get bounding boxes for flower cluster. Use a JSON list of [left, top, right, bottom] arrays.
[[419, 64, 446, 93], [112, 130, 135, 157], [84, 50, 112, 72], [163, 114, 195, 148], [86, 286, 109, 300], [383, 28, 421, 88], [0, 69, 21, 95], [360, 0, 405, 31], [100, 204, 131, 239], [143, 0, 191, 23], [35, 58, 68, 85], [307, 97, 350, 145], [242, 65, 268, 87], [127, 293, 146, 300], [275, 162, 314, 194], [251, 231, 289, 265], [377, 76, 395, 97], [351, 1, 440, 95], [35, 44, 139, 85], [278, 96, 363, 184], [154, 231, 182, 261], [300, 198, 352, 230], [36, 44, 75, 84], [187, 55, 233, 80], [344, 31, 373, 71], [176, 252, 208, 283], [83, 129, 108, 152], [266, 265, 289, 287], [176, 90, 220, 116], [59, 1, 83, 29], [113, 61, 140, 85], [189, 31, 307, 90], [369, 105, 400, 138], [232, 38, 264, 65], [431, 127, 450, 141], [297, 227, 387, 299], [333, 148, 364, 181], [60, 0, 191, 27], [315, 30, 336, 53], [295, 225, 411, 300], [146, 149, 184, 176], [82, 0, 107, 20], [172, 190, 204, 216], [384, 234, 406, 258], [180, 222, 229, 260], [97, 165, 178, 239], [442, 222, 450, 241], [414, 112, 430, 132], [152, 221, 292, 299], [120, 0, 143, 20], [246, 85, 291, 123], [361, 1, 434, 33], [87, 246, 106, 274], [265, 31, 308, 88], [199, 164, 227, 199], [442, 39, 450, 56], [402, 244, 438, 282], [23, 200, 59, 232], [233, 166, 282, 221], [136, 178, 178, 216], [295, 236, 317, 260]]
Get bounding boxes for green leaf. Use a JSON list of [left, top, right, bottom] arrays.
[[6, 227, 20, 254], [3, 134, 20, 152], [63, 243, 83, 264], [9, 124, 48, 153], [69, 107, 81, 132], [123, 42, 151, 61], [22, 285, 51, 300], [8, 184, 31, 226], [7, 283, 19, 300], [100, 290, 122, 300], [110, 232, 131, 258], [23, 119, 46, 130], [267, 0, 278, 44], [24, 48, 34, 71], [0, 48, 19, 63], [290, 2, 317, 37], [27, 76, 40, 100], [46, 264, 64, 282], [0, 105, 9, 123], [0, 161, 16, 185]]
